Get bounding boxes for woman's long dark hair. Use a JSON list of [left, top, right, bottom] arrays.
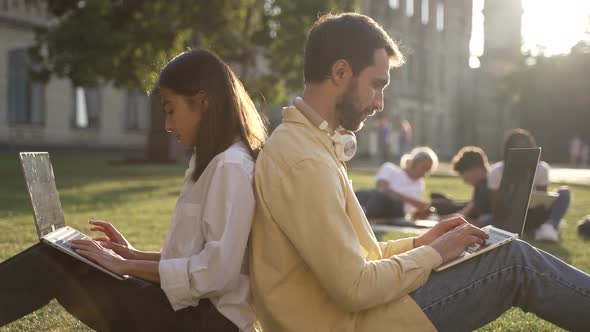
[[156, 50, 267, 181], [502, 128, 537, 160]]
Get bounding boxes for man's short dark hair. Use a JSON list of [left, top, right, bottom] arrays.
[[452, 146, 489, 174], [304, 13, 404, 83]]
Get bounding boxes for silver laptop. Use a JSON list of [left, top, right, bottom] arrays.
[[435, 147, 541, 272], [20, 152, 125, 280]]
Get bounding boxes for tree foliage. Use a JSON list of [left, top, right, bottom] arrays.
[[503, 40, 590, 162], [31, 0, 358, 106]]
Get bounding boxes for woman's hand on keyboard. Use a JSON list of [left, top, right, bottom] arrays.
[[69, 239, 127, 275], [88, 219, 137, 260]]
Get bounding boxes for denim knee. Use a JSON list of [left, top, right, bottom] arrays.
[[556, 187, 571, 203], [500, 240, 536, 267]]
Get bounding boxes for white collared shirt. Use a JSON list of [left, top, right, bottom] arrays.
[[159, 141, 257, 332]]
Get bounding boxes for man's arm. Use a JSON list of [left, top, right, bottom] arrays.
[[266, 160, 441, 312], [456, 201, 475, 217], [376, 179, 430, 212]]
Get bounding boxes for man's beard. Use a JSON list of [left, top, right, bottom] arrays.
[[335, 80, 373, 132]]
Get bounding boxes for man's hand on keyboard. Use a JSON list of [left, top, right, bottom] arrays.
[[429, 223, 489, 264], [415, 216, 470, 247]]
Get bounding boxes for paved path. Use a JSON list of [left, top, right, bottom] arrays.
[[435, 163, 590, 186], [350, 160, 590, 186]]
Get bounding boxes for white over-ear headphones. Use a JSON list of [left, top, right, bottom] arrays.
[[293, 97, 357, 162]]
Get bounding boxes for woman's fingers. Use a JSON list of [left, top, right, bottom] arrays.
[[88, 219, 112, 228], [70, 239, 105, 251], [89, 226, 110, 236], [97, 240, 122, 251], [89, 220, 118, 234]]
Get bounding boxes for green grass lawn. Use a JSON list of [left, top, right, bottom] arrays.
[[1, 153, 589, 331]]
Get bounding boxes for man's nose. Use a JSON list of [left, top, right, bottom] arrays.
[[374, 93, 384, 112]]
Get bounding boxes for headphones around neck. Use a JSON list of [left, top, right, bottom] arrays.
[[293, 97, 357, 162]]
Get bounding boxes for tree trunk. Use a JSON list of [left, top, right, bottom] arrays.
[[146, 91, 171, 162]]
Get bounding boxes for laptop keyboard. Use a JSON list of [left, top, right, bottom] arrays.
[[466, 228, 509, 253], [53, 229, 90, 251], [47, 227, 118, 257]]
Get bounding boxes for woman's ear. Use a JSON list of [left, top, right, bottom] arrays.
[[192, 90, 208, 113]]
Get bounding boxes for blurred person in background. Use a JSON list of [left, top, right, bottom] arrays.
[[356, 146, 438, 221], [399, 119, 413, 157], [489, 128, 571, 242], [376, 114, 393, 164], [430, 146, 493, 226], [569, 135, 582, 167]]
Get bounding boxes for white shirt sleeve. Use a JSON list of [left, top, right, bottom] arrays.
[[535, 162, 550, 187], [487, 162, 503, 190], [159, 162, 255, 311], [375, 162, 394, 184]]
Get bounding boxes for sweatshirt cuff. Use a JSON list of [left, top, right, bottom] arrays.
[[159, 258, 195, 311], [393, 237, 416, 252], [409, 245, 443, 270]]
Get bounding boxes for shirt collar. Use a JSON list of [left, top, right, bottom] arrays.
[[282, 102, 342, 165]]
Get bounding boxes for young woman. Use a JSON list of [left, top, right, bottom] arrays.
[[0, 50, 267, 331], [356, 146, 438, 220], [488, 128, 570, 241]]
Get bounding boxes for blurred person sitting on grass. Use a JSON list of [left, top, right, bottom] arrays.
[[489, 128, 571, 242], [0, 50, 266, 332], [356, 146, 439, 221], [249, 12, 590, 332], [431, 146, 493, 227]]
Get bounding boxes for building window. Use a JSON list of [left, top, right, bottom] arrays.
[[388, 0, 400, 10], [436, 2, 444, 31], [421, 0, 429, 24], [406, 0, 414, 17], [7, 49, 45, 125], [73, 86, 100, 129], [125, 89, 147, 130]]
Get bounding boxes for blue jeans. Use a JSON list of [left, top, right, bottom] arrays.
[[410, 240, 590, 332], [547, 187, 571, 228]]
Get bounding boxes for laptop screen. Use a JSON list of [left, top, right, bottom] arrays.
[[492, 147, 541, 236], [20, 152, 66, 237]]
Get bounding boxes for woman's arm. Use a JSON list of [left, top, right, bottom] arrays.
[[128, 251, 161, 262], [69, 240, 161, 282], [88, 220, 161, 261]]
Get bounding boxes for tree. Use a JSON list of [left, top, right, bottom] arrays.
[[30, 0, 357, 161], [503, 45, 590, 162]]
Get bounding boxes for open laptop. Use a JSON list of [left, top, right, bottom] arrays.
[[20, 152, 125, 280], [434, 147, 541, 272]]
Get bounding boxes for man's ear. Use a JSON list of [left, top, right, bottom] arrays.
[[330, 59, 353, 86]]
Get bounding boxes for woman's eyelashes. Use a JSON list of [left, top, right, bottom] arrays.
[[163, 106, 174, 115]]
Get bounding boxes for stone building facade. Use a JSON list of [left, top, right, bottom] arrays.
[[360, 0, 521, 161], [0, 1, 148, 152]]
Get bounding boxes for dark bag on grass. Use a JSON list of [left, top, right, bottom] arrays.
[[577, 216, 590, 240]]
